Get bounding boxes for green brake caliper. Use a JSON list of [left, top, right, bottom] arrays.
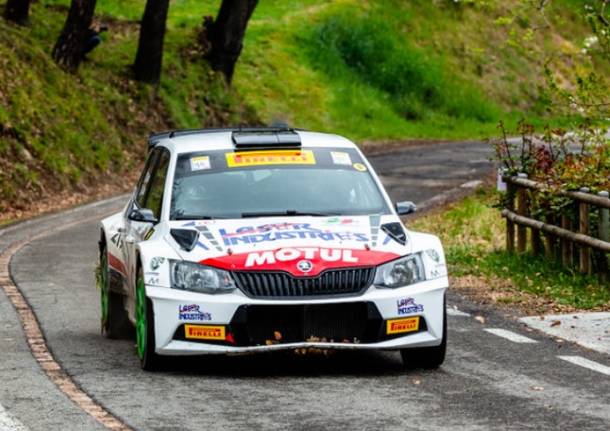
[[135, 277, 147, 359]]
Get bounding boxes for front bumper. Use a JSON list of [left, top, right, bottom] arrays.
[[147, 277, 448, 355]]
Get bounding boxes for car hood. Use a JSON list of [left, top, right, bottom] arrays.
[[165, 215, 411, 276]]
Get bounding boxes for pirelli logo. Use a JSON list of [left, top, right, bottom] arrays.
[[386, 317, 420, 335], [226, 150, 316, 168], [184, 324, 226, 341]]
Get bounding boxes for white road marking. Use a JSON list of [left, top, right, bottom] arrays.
[[483, 328, 538, 344], [558, 356, 610, 376], [0, 403, 28, 431], [446, 307, 471, 317]]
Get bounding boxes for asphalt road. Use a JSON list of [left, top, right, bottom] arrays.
[[1, 141, 610, 431]]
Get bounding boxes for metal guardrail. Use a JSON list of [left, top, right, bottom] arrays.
[[502, 175, 610, 276]]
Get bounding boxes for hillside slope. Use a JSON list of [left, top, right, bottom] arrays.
[[0, 0, 607, 220]]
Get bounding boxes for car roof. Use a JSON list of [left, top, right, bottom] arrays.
[[150, 128, 357, 154]]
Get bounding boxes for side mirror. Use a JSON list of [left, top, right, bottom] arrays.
[[129, 208, 158, 224], [395, 201, 417, 216]]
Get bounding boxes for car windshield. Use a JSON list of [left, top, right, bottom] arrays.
[[170, 147, 390, 219]]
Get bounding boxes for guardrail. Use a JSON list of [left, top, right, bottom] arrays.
[[501, 174, 610, 277]]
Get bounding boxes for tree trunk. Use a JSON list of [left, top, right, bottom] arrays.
[[133, 0, 170, 84], [4, 0, 31, 25], [52, 0, 97, 73], [206, 0, 258, 83]]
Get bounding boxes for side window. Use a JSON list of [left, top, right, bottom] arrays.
[[143, 150, 171, 219], [135, 150, 160, 208]]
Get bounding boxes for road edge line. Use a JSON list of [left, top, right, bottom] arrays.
[[0, 213, 133, 431]]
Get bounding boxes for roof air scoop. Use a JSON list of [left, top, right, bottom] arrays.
[[170, 229, 199, 251], [232, 129, 301, 148]]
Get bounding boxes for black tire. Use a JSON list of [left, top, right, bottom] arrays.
[[400, 300, 447, 369], [135, 265, 163, 371], [100, 242, 132, 339]]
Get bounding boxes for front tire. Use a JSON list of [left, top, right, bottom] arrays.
[[99, 243, 131, 339], [400, 301, 447, 369], [135, 265, 163, 371]]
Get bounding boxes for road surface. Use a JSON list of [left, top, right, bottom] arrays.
[[1, 141, 609, 431]]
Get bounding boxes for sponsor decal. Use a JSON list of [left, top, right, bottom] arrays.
[[190, 155, 211, 171], [219, 222, 368, 246], [353, 163, 367, 172], [226, 150, 315, 168], [397, 297, 424, 315], [179, 304, 212, 321], [150, 257, 165, 271], [184, 324, 225, 340], [386, 317, 420, 335], [202, 247, 399, 277], [425, 249, 440, 262], [331, 151, 352, 165], [324, 217, 355, 225]]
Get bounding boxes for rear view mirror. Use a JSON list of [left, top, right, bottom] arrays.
[[129, 208, 158, 224], [395, 201, 417, 216]]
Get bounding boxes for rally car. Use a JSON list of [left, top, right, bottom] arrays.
[[97, 127, 448, 370]]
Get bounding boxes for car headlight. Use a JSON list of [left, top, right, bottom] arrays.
[[170, 260, 236, 294], [374, 254, 425, 288]]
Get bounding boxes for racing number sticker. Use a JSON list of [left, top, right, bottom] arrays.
[[331, 151, 352, 165], [226, 150, 316, 168], [184, 324, 226, 340], [190, 156, 211, 171], [386, 317, 420, 335]]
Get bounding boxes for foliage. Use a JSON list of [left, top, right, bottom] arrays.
[[411, 189, 610, 309], [304, 12, 497, 122]]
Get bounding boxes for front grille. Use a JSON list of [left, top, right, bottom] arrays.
[[232, 267, 375, 298], [230, 302, 383, 346]]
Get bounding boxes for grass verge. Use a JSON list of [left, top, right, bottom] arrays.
[[411, 188, 610, 313]]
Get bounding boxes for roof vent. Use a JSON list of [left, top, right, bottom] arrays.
[[232, 129, 301, 149]]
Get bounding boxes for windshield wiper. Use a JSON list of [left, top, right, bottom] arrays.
[[173, 214, 218, 220], [240, 210, 335, 218]]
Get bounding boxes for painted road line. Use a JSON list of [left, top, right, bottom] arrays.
[[446, 307, 471, 317], [558, 356, 610, 377], [483, 328, 538, 344], [0, 403, 28, 431]]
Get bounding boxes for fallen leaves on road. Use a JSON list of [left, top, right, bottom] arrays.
[[530, 386, 545, 391], [474, 315, 486, 324], [550, 320, 561, 327], [412, 379, 421, 385]]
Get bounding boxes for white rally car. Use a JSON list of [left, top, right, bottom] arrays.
[[98, 128, 448, 370]]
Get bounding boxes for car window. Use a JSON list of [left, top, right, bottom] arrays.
[[170, 148, 390, 219], [135, 150, 160, 209], [143, 149, 170, 219]]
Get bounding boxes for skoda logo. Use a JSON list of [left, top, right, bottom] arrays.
[[296, 260, 313, 273]]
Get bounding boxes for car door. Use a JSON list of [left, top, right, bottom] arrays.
[[124, 148, 171, 300]]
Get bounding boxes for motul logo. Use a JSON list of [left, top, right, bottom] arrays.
[[245, 247, 358, 268]]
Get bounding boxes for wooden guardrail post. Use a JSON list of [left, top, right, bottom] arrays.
[[579, 187, 591, 274], [506, 180, 515, 253], [598, 191, 609, 278], [531, 193, 543, 256], [561, 211, 573, 267], [516, 174, 528, 254]]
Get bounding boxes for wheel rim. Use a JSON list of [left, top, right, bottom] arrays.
[[135, 275, 147, 360], [99, 252, 109, 329]]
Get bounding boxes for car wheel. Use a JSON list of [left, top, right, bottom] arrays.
[[99, 243, 131, 339], [400, 299, 447, 369], [135, 265, 163, 371]]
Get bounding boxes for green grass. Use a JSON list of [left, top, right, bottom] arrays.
[[411, 189, 610, 310], [1, 0, 608, 212]]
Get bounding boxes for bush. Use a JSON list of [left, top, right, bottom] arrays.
[[304, 12, 498, 122]]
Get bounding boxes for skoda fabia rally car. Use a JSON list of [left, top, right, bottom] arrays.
[[98, 127, 449, 370]]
